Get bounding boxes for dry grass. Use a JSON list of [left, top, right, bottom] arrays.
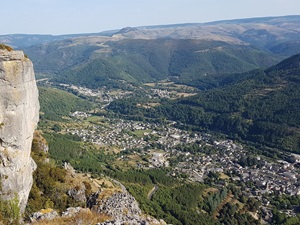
[[40, 209, 54, 214], [213, 193, 234, 219], [65, 171, 120, 194], [97, 189, 117, 201], [33, 131, 48, 145], [32, 210, 111, 225], [138, 103, 161, 108], [0, 44, 13, 51], [203, 187, 219, 196], [159, 82, 174, 86], [144, 83, 156, 87], [219, 173, 230, 180], [176, 92, 197, 98], [91, 178, 117, 191], [232, 199, 245, 210]]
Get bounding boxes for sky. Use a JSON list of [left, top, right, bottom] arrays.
[[0, 0, 299, 35]]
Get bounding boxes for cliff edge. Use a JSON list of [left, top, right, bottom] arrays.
[[0, 47, 39, 213]]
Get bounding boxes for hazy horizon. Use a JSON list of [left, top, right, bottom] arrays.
[[1, 0, 299, 35]]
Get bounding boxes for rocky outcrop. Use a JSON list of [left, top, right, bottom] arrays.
[[30, 209, 59, 222], [88, 181, 167, 225], [0, 48, 39, 213], [67, 185, 87, 203], [29, 172, 167, 225]]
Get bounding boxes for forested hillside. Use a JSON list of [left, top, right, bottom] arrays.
[[25, 38, 280, 89], [39, 87, 93, 121]]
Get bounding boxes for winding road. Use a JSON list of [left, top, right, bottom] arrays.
[[147, 185, 159, 200]]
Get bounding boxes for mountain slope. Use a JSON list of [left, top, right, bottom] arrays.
[[266, 53, 300, 71], [173, 54, 300, 153], [39, 87, 93, 121]]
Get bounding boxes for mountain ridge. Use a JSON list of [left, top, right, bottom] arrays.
[[1, 15, 300, 48]]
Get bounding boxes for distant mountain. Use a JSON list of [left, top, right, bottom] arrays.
[[99, 15, 300, 53], [117, 15, 300, 50], [0, 30, 117, 48], [24, 38, 281, 89], [14, 15, 299, 89], [1, 15, 300, 51]]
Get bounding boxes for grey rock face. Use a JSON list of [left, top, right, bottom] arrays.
[[62, 207, 89, 217], [0, 49, 39, 213], [96, 192, 142, 221], [88, 181, 167, 225], [67, 185, 87, 203], [30, 209, 59, 222]]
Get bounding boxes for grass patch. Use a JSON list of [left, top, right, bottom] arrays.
[[203, 187, 219, 196], [131, 129, 152, 138], [0, 44, 13, 51], [86, 116, 105, 123]]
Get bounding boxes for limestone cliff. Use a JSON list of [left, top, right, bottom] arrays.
[[0, 48, 39, 213]]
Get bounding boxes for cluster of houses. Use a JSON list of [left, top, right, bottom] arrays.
[[67, 116, 205, 151], [68, 118, 151, 149], [60, 84, 133, 103], [41, 80, 299, 221], [60, 83, 196, 106], [66, 113, 299, 215], [150, 88, 171, 98], [70, 111, 91, 118], [171, 139, 300, 202]]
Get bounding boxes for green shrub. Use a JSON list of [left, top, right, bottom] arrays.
[[0, 194, 20, 225]]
